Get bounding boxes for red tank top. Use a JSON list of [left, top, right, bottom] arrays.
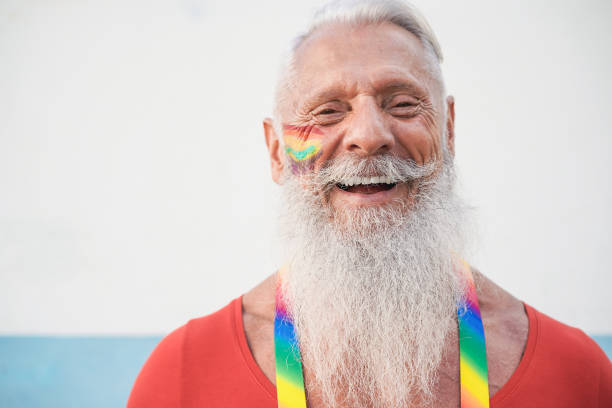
[[128, 297, 612, 407]]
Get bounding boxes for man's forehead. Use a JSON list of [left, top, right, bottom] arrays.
[[289, 22, 436, 105]]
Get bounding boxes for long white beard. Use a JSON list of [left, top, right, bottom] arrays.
[[278, 153, 471, 407]]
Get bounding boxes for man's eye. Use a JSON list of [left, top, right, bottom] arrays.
[[312, 107, 345, 125], [317, 108, 338, 115], [387, 100, 419, 117], [393, 102, 414, 108]]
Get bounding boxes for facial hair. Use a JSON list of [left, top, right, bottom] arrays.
[[277, 152, 471, 407]]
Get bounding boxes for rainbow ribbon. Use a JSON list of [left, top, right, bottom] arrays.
[[274, 261, 490, 408], [274, 271, 307, 408], [457, 260, 490, 408]]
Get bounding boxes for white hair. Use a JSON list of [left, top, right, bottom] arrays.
[[273, 0, 446, 134]]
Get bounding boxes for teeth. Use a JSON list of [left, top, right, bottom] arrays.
[[340, 176, 396, 186]]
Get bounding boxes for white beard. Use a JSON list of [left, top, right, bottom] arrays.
[[277, 153, 471, 407]]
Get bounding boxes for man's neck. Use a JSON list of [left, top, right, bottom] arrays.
[[242, 273, 277, 383]]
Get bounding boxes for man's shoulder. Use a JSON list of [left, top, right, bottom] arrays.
[[182, 297, 242, 347], [127, 298, 243, 407], [489, 304, 612, 407], [152, 296, 241, 362], [154, 297, 241, 359], [526, 304, 609, 365], [508, 304, 612, 405]]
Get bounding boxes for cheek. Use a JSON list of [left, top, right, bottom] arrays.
[[281, 124, 343, 175], [282, 124, 326, 175], [393, 119, 442, 164]]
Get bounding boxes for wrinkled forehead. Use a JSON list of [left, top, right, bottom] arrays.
[[288, 22, 442, 110]]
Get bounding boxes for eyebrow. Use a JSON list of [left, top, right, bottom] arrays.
[[299, 86, 349, 113], [375, 80, 427, 96]]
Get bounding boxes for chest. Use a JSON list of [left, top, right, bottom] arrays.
[[244, 313, 526, 407]]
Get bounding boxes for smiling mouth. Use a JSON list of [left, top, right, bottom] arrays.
[[336, 176, 398, 194]]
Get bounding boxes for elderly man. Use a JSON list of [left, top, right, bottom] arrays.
[[128, 1, 612, 407]]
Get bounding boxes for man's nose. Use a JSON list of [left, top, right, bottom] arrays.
[[342, 99, 394, 156]]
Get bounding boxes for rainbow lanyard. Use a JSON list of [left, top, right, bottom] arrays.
[[274, 261, 490, 408]]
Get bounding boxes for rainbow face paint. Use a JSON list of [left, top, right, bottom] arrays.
[[273, 260, 491, 408], [282, 124, 323, 174]]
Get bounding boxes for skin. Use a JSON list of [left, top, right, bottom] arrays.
[[249, 22, 529, 407]]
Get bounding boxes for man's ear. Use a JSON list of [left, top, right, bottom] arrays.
[[263, 118, 284, 184], [445, 95, 456, 156]]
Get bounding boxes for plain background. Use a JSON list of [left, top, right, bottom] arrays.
[[1, 0, 611, 335]]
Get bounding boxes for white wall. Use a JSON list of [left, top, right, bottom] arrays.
[[1, 0, 610, 335]]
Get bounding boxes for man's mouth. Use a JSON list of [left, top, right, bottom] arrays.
[[336, 176, 397, 194]]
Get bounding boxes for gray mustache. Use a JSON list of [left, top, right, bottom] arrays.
[[310, 154, 437, 191]]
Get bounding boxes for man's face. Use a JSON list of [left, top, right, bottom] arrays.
[[266, 22, 455, 215]]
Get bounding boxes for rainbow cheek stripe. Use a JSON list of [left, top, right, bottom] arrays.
[[274, 273, 307, 408], [282, 124, 323, 174], [457, 260, 490, 408], [284, 135, 322, 162], [274, 261, 490, 408]]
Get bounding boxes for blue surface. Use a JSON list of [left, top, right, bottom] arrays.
[[0, 336, 162, 408], [593, 335, 612, 359], [0, 335, 610, 407]]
